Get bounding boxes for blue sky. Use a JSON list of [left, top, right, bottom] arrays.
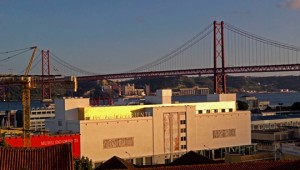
[[0, 0, 300, 75]]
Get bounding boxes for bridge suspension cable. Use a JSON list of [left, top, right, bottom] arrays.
[[49, 51, 99, 76], [224, 22, 300, 66], [0, 47, 34, 55], [127, 23, 214, 73], [225, 23, 300, 52], [0, 48, 33, 63]]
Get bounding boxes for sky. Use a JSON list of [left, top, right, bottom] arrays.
[[0, 0, 300, 75]]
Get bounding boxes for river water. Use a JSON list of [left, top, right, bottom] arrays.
[[173, 92, 300, 106]]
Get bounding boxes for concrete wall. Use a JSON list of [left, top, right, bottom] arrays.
[[46, 98, 89, 132], [80, 118, 153, 163], [207, 93, 236, 102], [151, 105, 194, 164], [55, 98, 90, 121], [281, 143, 300, 159], [252, 132, 276, 141], [194, 111, 251, 150], [145, 89, 172, 104], [64, 98, 90, 120], [157, 89, 172, 104], [45, 119, 80, 134], [54, 99, 65, 120]]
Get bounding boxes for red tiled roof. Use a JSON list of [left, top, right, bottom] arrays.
[[0, 143, 73, 170], [139, 160, 300, 170]]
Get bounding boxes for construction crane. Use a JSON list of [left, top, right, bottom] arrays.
[[0, 47, 77, 147], [21, 46, 37, 147], [0, 46, 37, 147]]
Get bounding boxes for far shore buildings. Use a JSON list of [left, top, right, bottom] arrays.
[[45, 90, 255, 166], [176, 87, 209, 96]]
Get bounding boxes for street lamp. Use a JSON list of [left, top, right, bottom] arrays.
[[125, 151, 131, 159]]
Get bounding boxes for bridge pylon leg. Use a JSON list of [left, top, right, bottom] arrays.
[[213, 21, 226, 94], [42, 50, 52, 100]]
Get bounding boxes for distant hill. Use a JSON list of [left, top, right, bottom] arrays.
[[3, 75, 300, 101]]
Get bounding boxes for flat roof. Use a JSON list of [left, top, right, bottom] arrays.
[[251, 114, 300, 121]]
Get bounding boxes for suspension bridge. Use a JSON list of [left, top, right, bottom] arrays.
[[1, 21, 300, 99]]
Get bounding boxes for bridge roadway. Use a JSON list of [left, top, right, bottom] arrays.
[[38, 63, 300, 82]]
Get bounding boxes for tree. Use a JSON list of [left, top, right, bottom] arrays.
[[74, 156, 93, 170], [237, 100, 249, 110], [291, 102, 300, 111], [0, 133, 10, 148]]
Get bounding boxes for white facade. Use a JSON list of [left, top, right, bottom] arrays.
[[251, 117, 300, 130], [46, 93, 252, 165], [145, 89, 172, 104], [46, 97, 89, 133], [30, 108, 55, 131]]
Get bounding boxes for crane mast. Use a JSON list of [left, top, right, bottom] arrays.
[[22, 46, 37, 147], [21, 77, 32, 147]]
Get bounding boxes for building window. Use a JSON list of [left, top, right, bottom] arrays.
[[165, 159, 171, 164], [181, 136, 186, 141], [180, 120, 186, 125], [181, 145, 187, 149], [198, 110, 203, 114], [229, 108, 233, 112], [145, 157, 152, 165], [214, 109, 218, 113], [221, 109, 225, 112], [135, 158, 143, 165], [181, 128, 186, 133]]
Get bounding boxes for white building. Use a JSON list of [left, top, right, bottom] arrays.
[[251, 114, 300, 130], [46, 90, 254, 166], [30, 108, 55, 131], [15, 106, 55, 131]]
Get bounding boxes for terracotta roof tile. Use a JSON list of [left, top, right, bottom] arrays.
[[139, 160, 300, 170], [0, 143, 73, 170]]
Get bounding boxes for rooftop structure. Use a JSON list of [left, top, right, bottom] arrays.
[[251, 114, 300, 130], [251, 127, 300, 159]]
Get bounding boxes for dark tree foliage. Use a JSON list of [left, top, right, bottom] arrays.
[[291, 102, 300, 111], [265, 105, 272, 111], [0, 133, 10, 147], [74, 156, 93, 170], [237, 100, 249, 110]]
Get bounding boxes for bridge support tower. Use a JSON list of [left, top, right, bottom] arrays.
[[42, 50, 51, 100], [213, 21, 226, 94]]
